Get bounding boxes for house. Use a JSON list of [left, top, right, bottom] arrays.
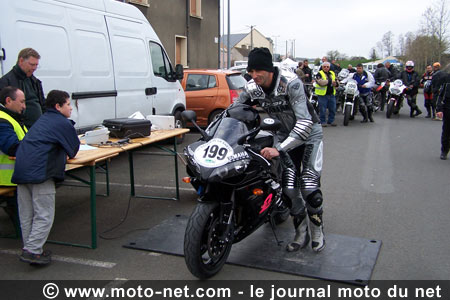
[[221, 28, 273, 67], [127, 0, 220, 69]]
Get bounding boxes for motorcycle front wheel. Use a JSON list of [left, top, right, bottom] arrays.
[[343, 105, 352, 126], [386, 100, 394, 118], [184, 202, 233, 279]]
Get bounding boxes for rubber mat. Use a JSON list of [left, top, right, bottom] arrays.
[[124, 215, 381, 285]]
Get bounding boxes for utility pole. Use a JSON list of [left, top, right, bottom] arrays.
[[226, 0, 230, 68], [246, 25, 255, 50]]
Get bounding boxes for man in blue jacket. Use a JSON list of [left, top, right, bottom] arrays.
[[12, 90, 80, 265], [353, 64, 376, 123]]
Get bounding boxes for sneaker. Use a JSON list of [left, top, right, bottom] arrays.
[[20, 249, 52, 265], [440, 152, 448, 160], [321, 123, 327, 127], [434, 117, 442, 121], [328, 122, 337, 127]]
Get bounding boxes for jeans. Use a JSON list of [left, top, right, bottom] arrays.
[[318, 95, 336, 124]]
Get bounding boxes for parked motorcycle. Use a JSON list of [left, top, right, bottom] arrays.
[[336, 69, 350, 112], [386, 79, 406, 118], [342, 78, 360, 126], [373, 80, 390, 112], [181, 104, 290, 279], [306, 84, 319, 114]]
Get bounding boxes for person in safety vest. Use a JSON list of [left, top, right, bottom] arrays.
[[315, 61, 338, 126], [236, 47, 326, 252], [0, 86, 27, 225]]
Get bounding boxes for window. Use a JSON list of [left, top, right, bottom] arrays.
[[186, 74, 216, 91], [149, 41, 176, 81], [127, 0, 149, 7], [175, 36, 187, 66], [190, 0, 202, 17]]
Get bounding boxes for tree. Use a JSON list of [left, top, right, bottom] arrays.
[[397, 34, 405, 56], [382, 31, 394, 57], [369, 48, 377, 60], [376, 42, 384, 58], [421, 0, 450, 61]]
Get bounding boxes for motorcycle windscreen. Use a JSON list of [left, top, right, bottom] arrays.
[[210, 117, 249, 146]]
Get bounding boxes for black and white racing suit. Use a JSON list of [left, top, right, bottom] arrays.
[[236, 68, 325, 250]]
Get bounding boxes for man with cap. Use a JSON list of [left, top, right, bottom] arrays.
[[235, 47, 325, 252]]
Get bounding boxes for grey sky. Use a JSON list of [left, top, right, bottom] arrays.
[[222, 0, 433, 59]]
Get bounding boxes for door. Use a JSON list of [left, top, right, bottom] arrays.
[[185, 73, 219, 125], [105, 16, 154, 119]]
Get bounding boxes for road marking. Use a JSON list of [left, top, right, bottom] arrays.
[[0, 249, 116, 268], [64, 180, 196, 192]]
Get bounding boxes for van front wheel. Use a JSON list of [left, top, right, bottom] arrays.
[[174, 110, 186, 144]]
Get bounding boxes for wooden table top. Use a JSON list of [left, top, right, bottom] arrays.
[[69, 128, 190, 165]]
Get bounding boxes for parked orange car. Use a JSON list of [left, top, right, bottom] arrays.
[[181, 69, 247, 126]]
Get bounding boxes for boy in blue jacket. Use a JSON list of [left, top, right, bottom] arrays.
[[12, 90, 80, 265]]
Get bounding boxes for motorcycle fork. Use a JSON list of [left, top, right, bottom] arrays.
[[218, 189, 235, 241]]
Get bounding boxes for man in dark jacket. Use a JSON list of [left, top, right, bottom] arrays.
[[398, 61, 422, 117], [436, 73, 450, 160], [302, 59, 313, 83], [431, 62, 446, 120], [12, 90, 80, 265], [373, 63, 391, 111], [385, 62, 398, 80], [0, 48, 45, 128]]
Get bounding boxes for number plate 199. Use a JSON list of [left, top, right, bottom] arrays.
[[194, 138, 234, 168]]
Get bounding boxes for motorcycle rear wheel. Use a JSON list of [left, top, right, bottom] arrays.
[[343, 105, 352, 126], [386, 100, 394, 119], [184, 202, 233, 279]]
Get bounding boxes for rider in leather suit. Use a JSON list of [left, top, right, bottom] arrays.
[[235, 47, 325, 252], [353, 64, 375, 123]]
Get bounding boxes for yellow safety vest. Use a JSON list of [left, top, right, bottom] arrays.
[[0, 111, 27, 186], [314, 70, 336, 96]]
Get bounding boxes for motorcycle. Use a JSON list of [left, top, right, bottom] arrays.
[[181, 104, 290, 279], [306, 83, 319, 114], [342, 78, 360, 126], [336, 69, 350, 112], [386, 79, 406, 118], [373, 80, 390, 112]]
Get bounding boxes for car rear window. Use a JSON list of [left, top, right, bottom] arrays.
[[226, 74, 246, 90]]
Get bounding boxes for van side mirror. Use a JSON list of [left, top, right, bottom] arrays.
[[175, 64, 184, 80]]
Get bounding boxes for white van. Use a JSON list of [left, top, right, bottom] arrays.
[[0, 0, 186, 131]]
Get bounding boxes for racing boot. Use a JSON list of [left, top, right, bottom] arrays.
[[414, 107, 422, 117], [368, 107, 374, 122], [360, 106, 368, 123], [308, 211, 325, 252], [425, 106, 431, 118], [286, 213, 309, 252]]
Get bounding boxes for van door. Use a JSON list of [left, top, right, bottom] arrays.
[[66, 7, 116, 129], [105, 16, 154, 118], [148, 41, 182, 115]]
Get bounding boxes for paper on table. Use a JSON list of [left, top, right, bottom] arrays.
[[79, 144, 98, 151]]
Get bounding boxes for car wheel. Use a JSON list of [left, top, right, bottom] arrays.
[[208, 109, 224, 125], [174, 110, 186, 144]]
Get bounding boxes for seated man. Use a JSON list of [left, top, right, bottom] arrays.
[[0, 86, 27, 226]]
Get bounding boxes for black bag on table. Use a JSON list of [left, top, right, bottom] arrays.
[[102, 118, 152, 138]]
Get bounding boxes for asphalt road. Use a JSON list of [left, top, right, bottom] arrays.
[[1, 96, 449, 282]]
